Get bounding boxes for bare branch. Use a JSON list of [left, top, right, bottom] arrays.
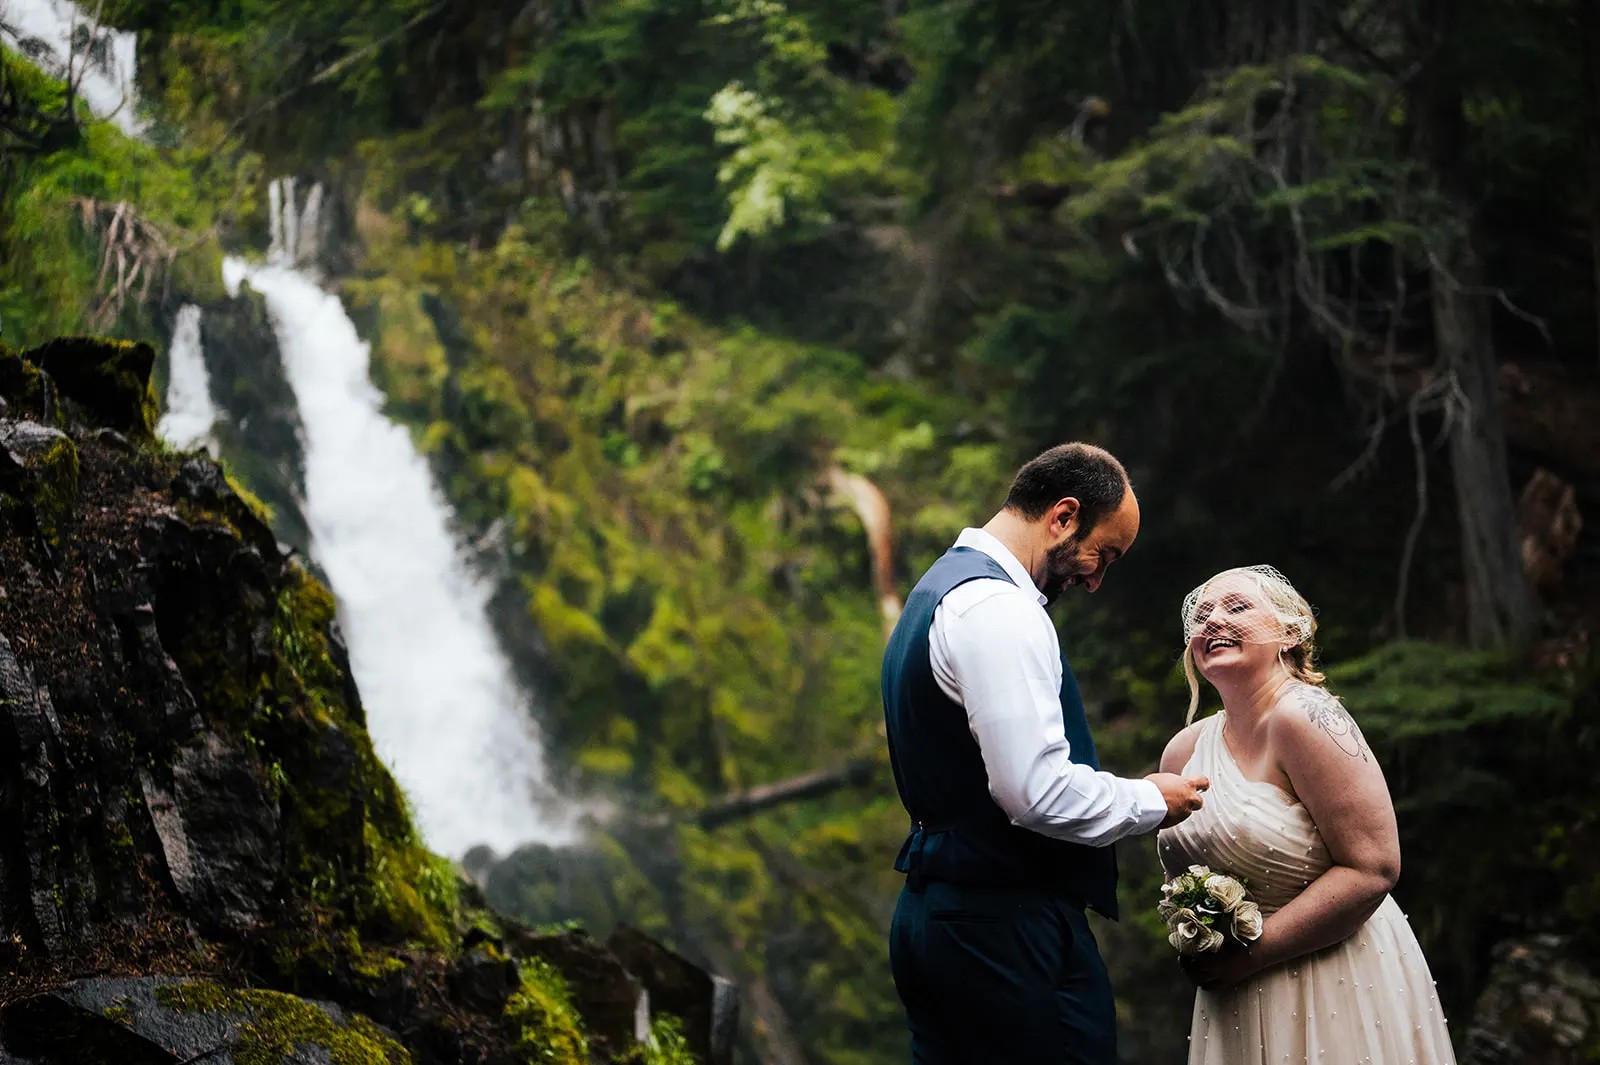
[[691, 756, 880, 830], [823, 467, 902, 639], [1392, 380, 1446, 636], [216, 0, 450, 145], [76, 197, 178, 328]]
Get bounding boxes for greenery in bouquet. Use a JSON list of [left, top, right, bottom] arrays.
[[1159, 865, 1265, 956]]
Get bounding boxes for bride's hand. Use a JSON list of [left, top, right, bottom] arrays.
[[1179, 944, 1260, 991]]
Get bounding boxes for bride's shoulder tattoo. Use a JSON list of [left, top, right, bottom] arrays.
[[1288, 685, 1369, 761]]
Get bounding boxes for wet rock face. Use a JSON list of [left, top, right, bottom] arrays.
[[507, 928, 648, 1056], [0, 428, 292, 972], [0, 337, 737, 1064], [1461, 935, 1600, 1064], [0, 421, 78, 546], [147, 730, 285, 935], [608, 925, 740, 1065], [195, 289, 316, 556]]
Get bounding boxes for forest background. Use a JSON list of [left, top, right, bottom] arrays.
[[3, 0, 1599, 1060]]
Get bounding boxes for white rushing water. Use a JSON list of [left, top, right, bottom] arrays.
[[0, 0, 143, 134], [155, 305, 219, 453], [223, 181, 569, 854], [5, 2, 568, 853]]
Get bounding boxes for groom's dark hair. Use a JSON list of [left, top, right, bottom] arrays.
[[1004, 443, 1129, 532]]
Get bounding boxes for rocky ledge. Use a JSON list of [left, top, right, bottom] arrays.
[[0, 336, 732, 1064]]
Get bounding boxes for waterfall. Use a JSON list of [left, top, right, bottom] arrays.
[[222, 181, 570, 854], [155, 305, 218, 453], [1, 0, 143, 134], [8, 2, 568, 855]]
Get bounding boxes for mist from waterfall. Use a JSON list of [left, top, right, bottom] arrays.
[[1, 0, 143, 134], [222, 180, 571, 854], [155, 305, 218, 453]]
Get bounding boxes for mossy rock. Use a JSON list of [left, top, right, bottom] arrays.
[[155, 981, 410, 1065], [503, 958, 591, 1065], [0, 421, 80, 544], [0, 346, 57, 422], [24, 336, 160, 441], [4, 976, 409, 1065]]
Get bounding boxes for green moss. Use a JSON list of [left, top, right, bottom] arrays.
[[351, 944, 410, 981], [101, 999, 133, 1026], [155, 980, 410, 1065], [225, 470, 278, 527], [357, 820, 459, 949], [109, 821, 135, 851], [266, 565, 462, 951], [29, 432, 81, 544], [26, 337, 160, 441], [0, 428, 81, 545], [0, 347, 54, 419], [271, 571, 347, 714], [618, 1015, 698, 1065], [503, 959, 590, 1065]]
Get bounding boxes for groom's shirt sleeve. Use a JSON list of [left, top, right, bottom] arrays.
[[930, 580, 1168, 846]]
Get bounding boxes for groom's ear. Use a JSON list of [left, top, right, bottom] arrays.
[[1049, 497, 1082, 541]]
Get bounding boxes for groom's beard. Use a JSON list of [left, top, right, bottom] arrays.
[[1040, 535, 1087, 605]]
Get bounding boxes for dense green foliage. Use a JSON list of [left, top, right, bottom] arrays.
[[0, 50, 233, 345], [5, 0, 1598, 1060]]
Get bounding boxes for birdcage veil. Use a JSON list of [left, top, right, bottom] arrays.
[[1181, 564, 1316, 648]]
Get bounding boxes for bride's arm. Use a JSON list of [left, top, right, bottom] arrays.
[[1158, 721, 1205, 775], [1189, 686, 1399, 989]]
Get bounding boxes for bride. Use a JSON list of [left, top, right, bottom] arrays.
[[1157, 566, 1456, 1064]]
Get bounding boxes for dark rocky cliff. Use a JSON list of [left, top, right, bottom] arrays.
[[0, 336, 729, 1064]]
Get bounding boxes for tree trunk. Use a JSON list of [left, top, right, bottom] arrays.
[[628, 755, 881, 832], [1413, 0, 1536, 647], [1583, 0, 1600, 366], [1428, 217, 1537, 647], [694, 757, 880, 830]]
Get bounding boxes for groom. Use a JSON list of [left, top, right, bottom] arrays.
[[883, 443, 1210, 1064]]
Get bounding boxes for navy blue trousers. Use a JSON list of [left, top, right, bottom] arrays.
[[889, 879, 1117, 1065]]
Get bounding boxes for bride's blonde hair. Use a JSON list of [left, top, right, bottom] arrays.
[[1181, 565, 1326, 723]]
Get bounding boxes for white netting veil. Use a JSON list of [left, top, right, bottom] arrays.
[[1181, 565, 1316, 648]]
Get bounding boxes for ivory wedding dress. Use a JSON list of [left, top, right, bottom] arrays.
[[1157, 713, 1457, 1064]]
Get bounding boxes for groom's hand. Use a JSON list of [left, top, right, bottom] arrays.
[[1147, 773, 1210, 828]]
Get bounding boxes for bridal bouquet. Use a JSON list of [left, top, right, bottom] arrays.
[[1158, 865, 1264, 956]]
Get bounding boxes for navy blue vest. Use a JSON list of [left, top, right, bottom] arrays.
[[882, 546, 1119, 917]]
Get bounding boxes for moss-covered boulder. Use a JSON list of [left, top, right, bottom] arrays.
[[0, 346, 58, 425], [23, 337, 160, 442], [0, 421, 79, 545], [4, 976, 409, 1064]]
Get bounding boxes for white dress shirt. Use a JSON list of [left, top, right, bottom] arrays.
[[928, 528, 1168, 846]]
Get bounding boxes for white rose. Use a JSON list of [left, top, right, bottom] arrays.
[[1168, 919, 1202, 955], [1195, 924, 1226, 954], [1187, 864, 1213, 880], [1233, 901, 1264, 941], [1205, 875, 1247, 911], [1157, 898, 1178, 922]]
